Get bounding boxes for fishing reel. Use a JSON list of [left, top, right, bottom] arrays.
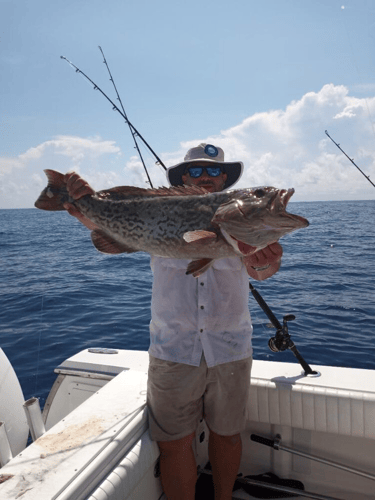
[[268, 314, 295, 352], [249, 283, 316, 376]]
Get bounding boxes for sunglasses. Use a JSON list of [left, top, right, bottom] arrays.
[[187, 166, 223, 178]]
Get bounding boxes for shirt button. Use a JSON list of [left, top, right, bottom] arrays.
[[200, 306, 204, 309], [200, 282, 204, 286], [200, 329, 203, 333]]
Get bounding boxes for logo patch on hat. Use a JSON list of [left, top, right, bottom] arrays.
[[204, 144, 219, 157]]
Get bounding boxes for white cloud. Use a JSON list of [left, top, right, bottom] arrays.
[[0, 156, 23, 176], [0, 135, 125, 208], [1, 84, 375, 208], [1, 135, 121, 175], [176, 83, 375, 201], [22, 135, 121, 167]]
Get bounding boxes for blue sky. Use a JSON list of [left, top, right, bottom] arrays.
[[1, 0, 375, 208]]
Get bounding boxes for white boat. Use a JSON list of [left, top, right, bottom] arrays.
[[1, 346, 374, 499]]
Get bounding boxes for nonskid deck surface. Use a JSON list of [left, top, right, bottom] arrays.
[[193, 465, 373, 500], [160, 494, 305, 500], [194, 465, 306, 500], [161, 496, 305, 500], [232, 492, 304, 500], [195, 478, 369, 500]]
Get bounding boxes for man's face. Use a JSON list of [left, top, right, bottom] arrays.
[[181, 162, 228, 193]]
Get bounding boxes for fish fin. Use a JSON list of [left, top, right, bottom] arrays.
[[97, 184, 209, 200], [183, 230, 218, 244], [34, 170, 69, 211], [157, 185, 209, 196], [111, 185, 209, 198], [91, 230, 137, 254], [97, 186, 152, 200], [186, 258, 214, 277], [36, 178, 209, 208]]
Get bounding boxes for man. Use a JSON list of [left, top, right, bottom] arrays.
[[64, 143, 282, 500]]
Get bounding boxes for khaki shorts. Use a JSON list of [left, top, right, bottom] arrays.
[[147, 354, 252, 442]]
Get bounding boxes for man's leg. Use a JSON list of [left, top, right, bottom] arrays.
[[147, 356, 206, 499], [209, 430, 242, 500], [158, 432, 196, 500], [204, 357, 252, 500]]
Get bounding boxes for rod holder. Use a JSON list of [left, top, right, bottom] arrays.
[[0, 421, 13, 466], [251, 434, 375, 482], [23, 397, 45, 442]]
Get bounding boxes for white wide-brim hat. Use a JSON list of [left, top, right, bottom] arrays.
[[167, 143, 243, 190]]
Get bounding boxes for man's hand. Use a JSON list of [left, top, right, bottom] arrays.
[[246, 242, 283, 281], [63, 172, 98, 230]]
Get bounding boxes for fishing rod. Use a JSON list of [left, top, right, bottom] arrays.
[[98, 46, 154, 188], [249, 283, 318, 376], [60, 54, 167, 180], [325, 130, 375, 189]]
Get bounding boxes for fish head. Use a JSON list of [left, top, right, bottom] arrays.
[[212, 187, 309, 255]]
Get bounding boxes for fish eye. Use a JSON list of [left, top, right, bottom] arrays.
[[254, 188, 265, 198]]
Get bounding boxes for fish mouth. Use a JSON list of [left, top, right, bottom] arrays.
[[271, 188, 309, 228], [281, 188, 294, 207], [270, 188, 309, 230], [270, 188, 294, 211]]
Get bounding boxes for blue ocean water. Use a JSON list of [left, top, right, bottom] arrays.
[[1, 201, 375, 408]]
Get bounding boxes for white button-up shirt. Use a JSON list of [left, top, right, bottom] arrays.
[[149, 256, 253, 367]]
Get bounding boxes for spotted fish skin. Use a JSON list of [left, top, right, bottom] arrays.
[[35, 169, 309, 276]]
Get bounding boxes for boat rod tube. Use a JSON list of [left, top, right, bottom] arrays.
[[23, 397, 45, 441], [199, 467, 343, 500], [251, 434, 375, 482], [0, 421, 13, 466], [60, 56, 167, 172]]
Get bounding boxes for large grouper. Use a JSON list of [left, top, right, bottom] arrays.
[[35, 169, 309, 277]]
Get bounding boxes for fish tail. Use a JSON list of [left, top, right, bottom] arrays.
[[34, 170, 70, 211]]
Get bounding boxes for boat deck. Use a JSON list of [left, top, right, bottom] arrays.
[[1, 349, 374, 500]]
